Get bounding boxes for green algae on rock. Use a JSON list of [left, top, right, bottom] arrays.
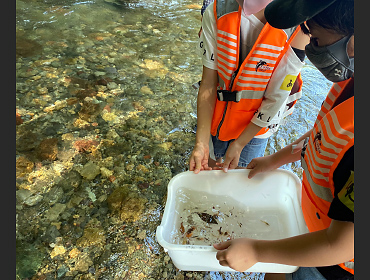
[[107, 185, 148, 222]]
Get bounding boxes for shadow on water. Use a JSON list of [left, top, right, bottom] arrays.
[[16, 0, 331, 279]]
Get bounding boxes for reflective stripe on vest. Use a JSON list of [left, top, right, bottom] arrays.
[[339, 260, 354, 275], [301, 78, 354, 275], [211, 0, 301, 141]]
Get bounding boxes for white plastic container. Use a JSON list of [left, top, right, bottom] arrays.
[[156, 169, 308, 273]]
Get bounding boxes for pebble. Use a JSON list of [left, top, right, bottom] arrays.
[[69, 248, 81, 258], [50, 245, 66, 258], [107, 82, 118, 89], [74, 252, 93, 272], [137, 230, 146, 240], [79, 161, 101, 180], [37, 87, 48, 95], [94, 71, 106, 76], [104, 67, 117, 74], [24, 194, 44, 206], [100, 167, 113, 178], [44, 203, 67, 221], [16, 189, 32, 203], [76, 227, 105, 247], [57, 266, 69, 277], [164, 255, 171, 263], [140, 85, 153, 95]]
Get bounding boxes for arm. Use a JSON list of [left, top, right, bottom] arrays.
[[190, 3, 219, 173], [189, 66, 218, 173], [215, 219, 354, 272], [247, 129, 312, 178]]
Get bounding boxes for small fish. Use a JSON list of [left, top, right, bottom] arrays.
[[218, 227, 222, 234], [196, 212, 218, 224], [261, 220, 270, 226], [180, 222, 185, 234], [186, 226, 196, 237]]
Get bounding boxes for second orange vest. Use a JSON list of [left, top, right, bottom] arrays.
[[301, 78, 354, 275]]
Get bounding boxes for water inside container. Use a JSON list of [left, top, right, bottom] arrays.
[[170, 187, 292, 246]]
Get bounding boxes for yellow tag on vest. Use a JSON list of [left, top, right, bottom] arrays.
[[338, 171, 354, 212], [280, 75, 297, 91]]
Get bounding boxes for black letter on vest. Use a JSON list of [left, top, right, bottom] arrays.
[[210, 53, 214, 61], [257, 112, 264, 120]]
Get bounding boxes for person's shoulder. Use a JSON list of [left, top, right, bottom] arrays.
[[201, 2, 216, 34], [203, 2, 215, 21]]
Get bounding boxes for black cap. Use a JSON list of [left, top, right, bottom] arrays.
[[264, 0, 338, 29]]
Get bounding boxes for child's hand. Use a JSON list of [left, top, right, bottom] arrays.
[[247, 154, 278, 179], [189, 142, 212, 174], [214, 238, 258, 272], [221, 141, 243, 172]]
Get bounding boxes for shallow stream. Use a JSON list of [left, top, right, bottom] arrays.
[[16, 0, 332, 279]]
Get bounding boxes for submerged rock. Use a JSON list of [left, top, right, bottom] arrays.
[[16, 37, 43, 58], [44, 203, 67, 221], [50, 245, 66, 259], [36, 138, 59, 161], [76, 227, 105, 248], [16, 240, 45, 279], [107, 185, 148, 222], [16, 111, 23, 125], [79, 161, 101, 180], [16, 156, 34, 178], [72, 252, 93, 272], [24, 194, 44, 206]]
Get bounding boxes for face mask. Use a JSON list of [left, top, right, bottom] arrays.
[[305, 35, 354, 82], [236, 0, 272, 16]]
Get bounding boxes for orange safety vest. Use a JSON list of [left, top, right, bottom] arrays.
[[301, 77, 354, 275], [211, 0, 303, 141]]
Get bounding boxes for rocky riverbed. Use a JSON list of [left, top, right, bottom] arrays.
[[16, 0, 331, 279]]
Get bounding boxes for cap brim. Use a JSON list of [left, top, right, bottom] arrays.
[[264, 0, 338, 29]]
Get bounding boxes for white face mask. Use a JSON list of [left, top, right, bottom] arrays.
[[235, 0, 272, 16]]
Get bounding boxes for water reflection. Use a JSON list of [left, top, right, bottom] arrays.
[[16, 0, 331, 279]]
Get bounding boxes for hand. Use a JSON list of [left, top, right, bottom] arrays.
[[214, 238, 258, 272], [189, 142, 212, 174], [220, 141, 243, 172], [246, 154, 277, 179]]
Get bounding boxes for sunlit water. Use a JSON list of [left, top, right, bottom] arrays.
[[16, 0, 332, 279]]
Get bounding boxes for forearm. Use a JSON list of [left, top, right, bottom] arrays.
[[195, 92, 215, 145], [267, 129, 312, 169], [234, 122, 263, 147], [195, 66, 218, 145], [255, 220, 354, 267]]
